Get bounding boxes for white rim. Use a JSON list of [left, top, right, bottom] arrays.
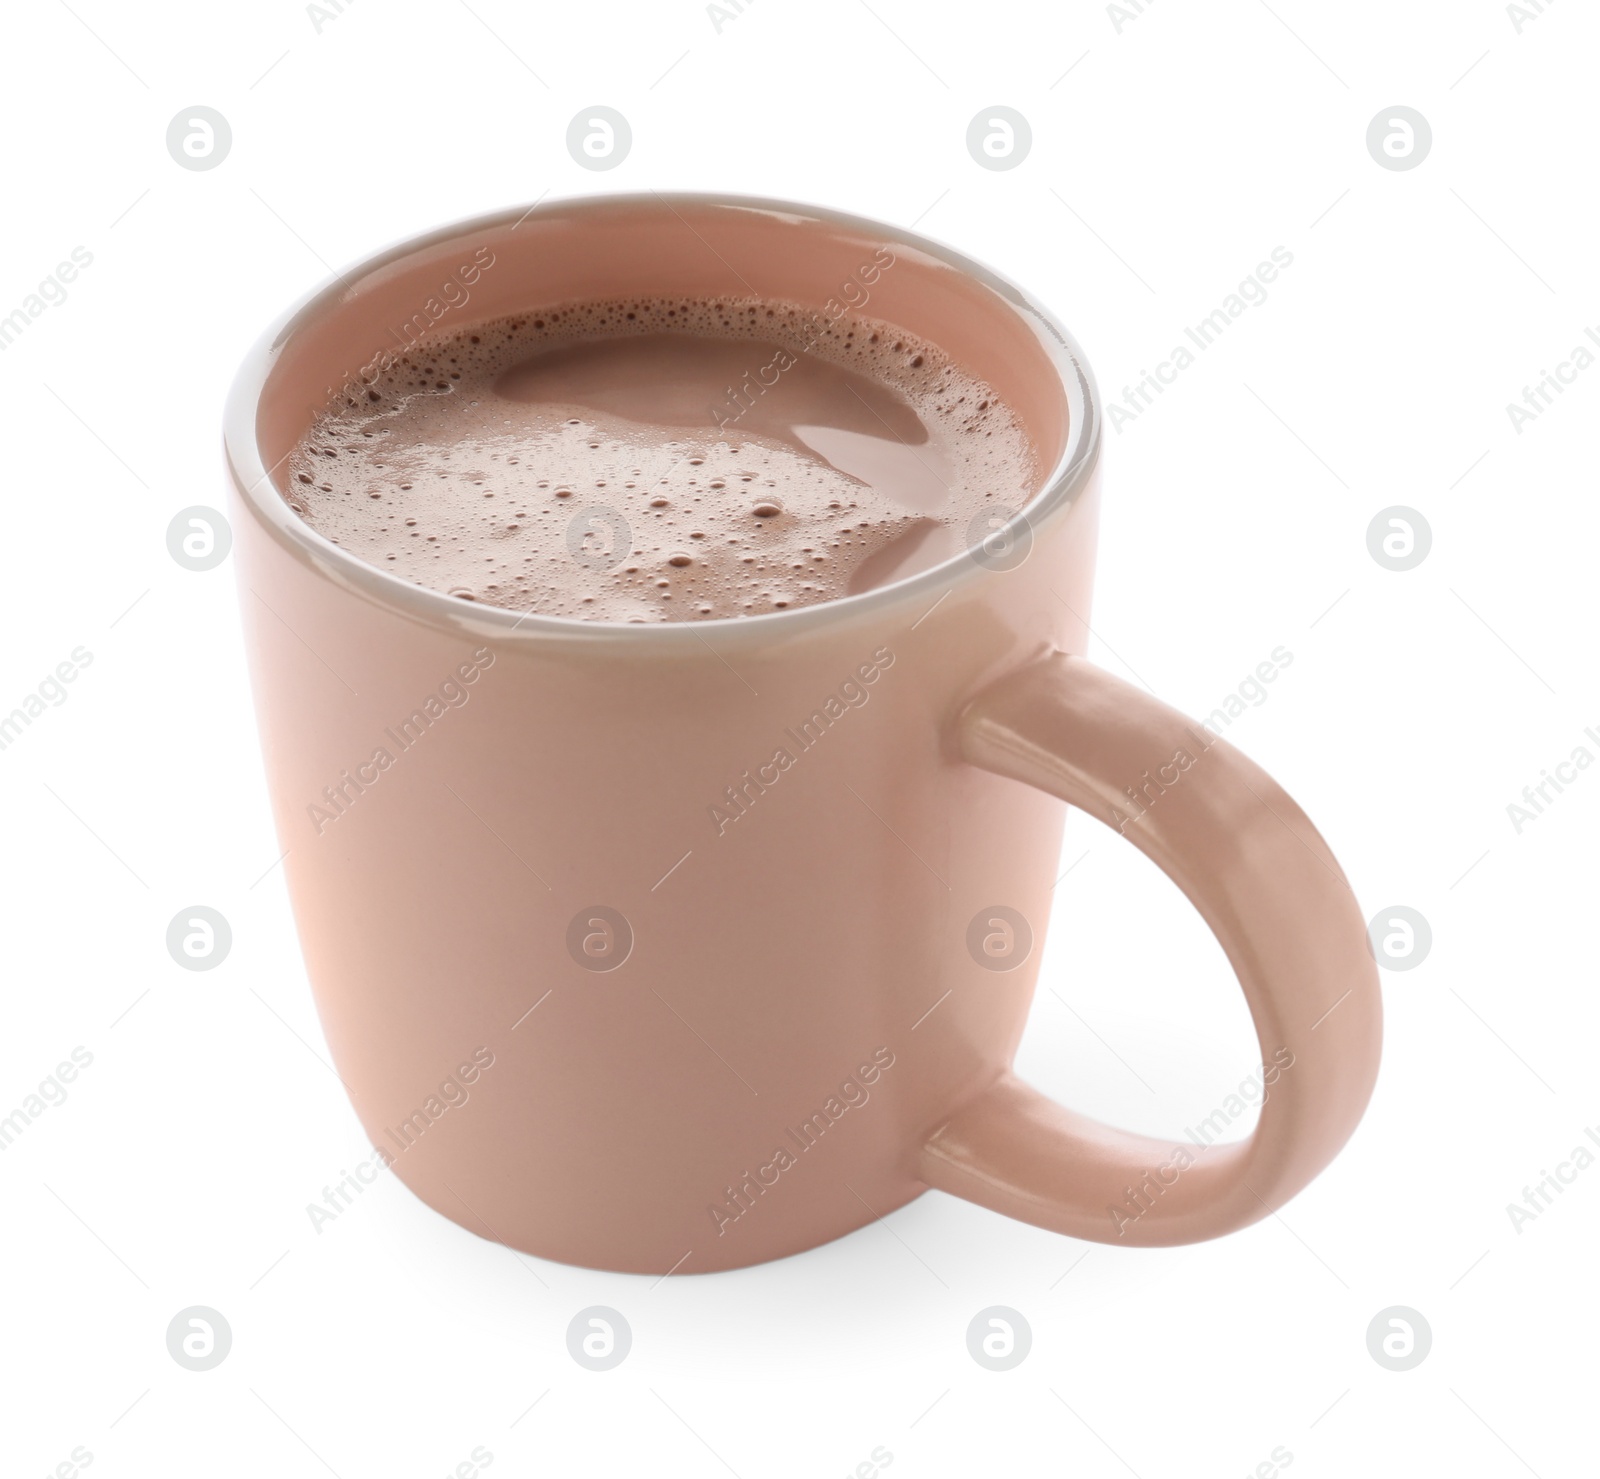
[[223, 191, 1101, 651]]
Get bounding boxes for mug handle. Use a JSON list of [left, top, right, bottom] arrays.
[[920, 653, 1382, 1245]]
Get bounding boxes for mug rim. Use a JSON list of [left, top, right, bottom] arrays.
[[223, 190, 1102, 650]]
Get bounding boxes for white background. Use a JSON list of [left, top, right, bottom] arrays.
[[2, 0, 1596, 1474]]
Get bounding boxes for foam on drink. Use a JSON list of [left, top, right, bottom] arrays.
[[283, 296, 1039, 621]]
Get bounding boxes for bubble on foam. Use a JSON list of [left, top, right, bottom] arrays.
[[283, 295, 1039, 622]]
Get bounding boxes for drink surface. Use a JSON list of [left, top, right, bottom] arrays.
[[284, 296, 1038, 621]]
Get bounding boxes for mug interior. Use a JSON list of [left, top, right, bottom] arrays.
[[233, 193, 1098, 641]]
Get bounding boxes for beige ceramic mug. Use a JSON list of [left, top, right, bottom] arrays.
[[225, 194, 1381, 1274]]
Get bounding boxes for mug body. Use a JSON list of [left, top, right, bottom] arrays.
[[226, 194, 1100, 1273]]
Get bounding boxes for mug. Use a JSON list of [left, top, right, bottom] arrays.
[[225, 193, 1381, 1274]]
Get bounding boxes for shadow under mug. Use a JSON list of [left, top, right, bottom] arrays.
[[224, 193, 1381, 1275]]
